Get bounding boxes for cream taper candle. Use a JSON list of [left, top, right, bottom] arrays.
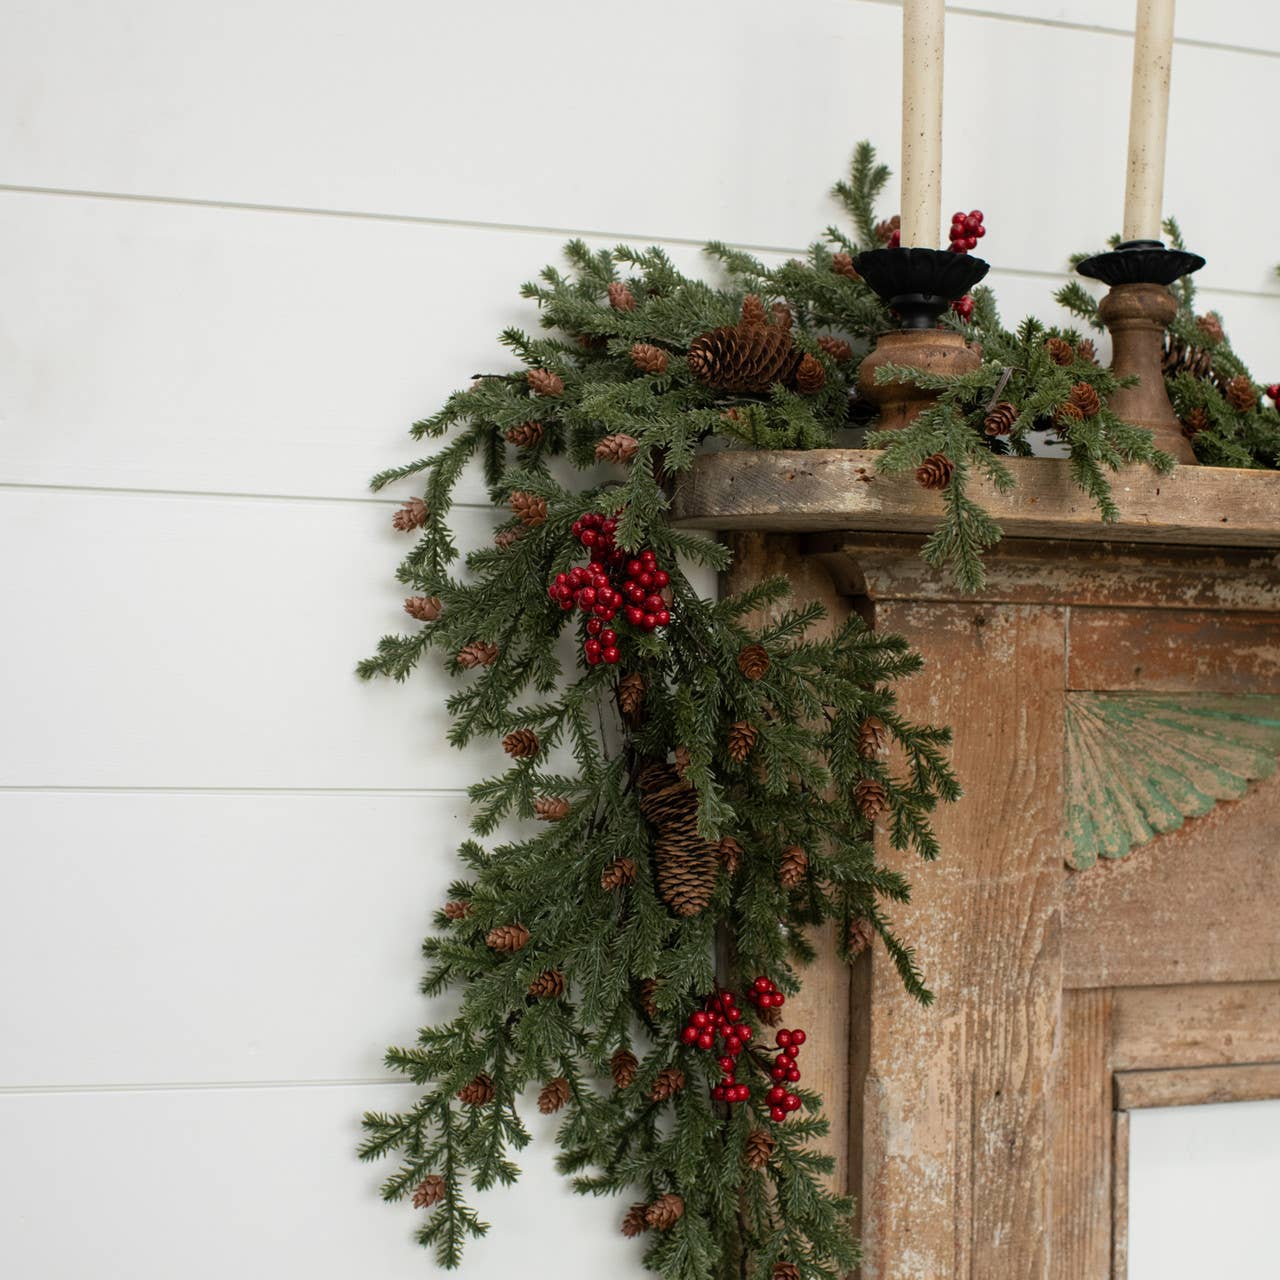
[[900, 0, 945, 248], [1123, 0, 1176, 242]]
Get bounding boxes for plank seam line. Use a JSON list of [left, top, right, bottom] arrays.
[[0, 785, 472, 797], [0, 1077, 407, 1096], [0, 480, 495, 510]]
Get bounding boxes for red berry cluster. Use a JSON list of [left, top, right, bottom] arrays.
[[547, 513, 672, 667], [948, 209, 985, 253], [747, 973, 785, 1013], [951, 294, 974, 322], [764, 1028, 807, 1123], [1266, 383, 1280, 403]]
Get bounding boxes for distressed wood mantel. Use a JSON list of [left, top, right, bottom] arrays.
[[673, 451, 1280, 1280]]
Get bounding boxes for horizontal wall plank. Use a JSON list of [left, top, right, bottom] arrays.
[[1115, 1063, 1280, 1111]]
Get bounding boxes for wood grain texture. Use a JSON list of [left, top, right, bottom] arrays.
[[1112, 1110, 1129, 1280], [1114, 1063, 1280, 1111], [1110, 983, 1280, 1071], [673, 450, 1280, 546]]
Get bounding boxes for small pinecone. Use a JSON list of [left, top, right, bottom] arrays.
[[617, 672, 645, 718], [1224, 375, 1257, 412], [875, 214, 901, 245], [818, 335, 853, 362], [595, 433, 640, 464], [392, 497, 429, 531], [915, 453, 954, 491], [857, 715, 888, 759], [1069, 381, 1102, 417], [502, 728, 539, 759], [494, 528, 522, 550], [621, 1203, 649, 1238], [831, 252, 860, 280], [744, 1128, 776, 1170], [639, 978, 660, 1020], [1196, 312, 1225, 343], [727, 721, 759, 763], [600, 857, 637, 891], [672, 745, 692, 778], [687, 323, 801, 394], [404, 595, 442, 622], [794, 352, 826, 395], [630, 343, 668, 374], [1077, 338, 1098, 364], [528, 969, 566, 999], [510, 490, 548, 527], [854, 777, 888, 820], [741, 294, 767, 326], [443, 900, 471, 921], [1163, 330, 1214, 379], [645, 1194, 684, 1231], [983, 401, 1018, 437], [505, 421, 544, 448], [779, 845, 809, 890], [457, 1073, 495, 1106], [847, 915, 877, 957], [717, 836, 743, 875], [412, 1175, 447, 1208], [737, 643, 770, 680], [611, 1048, 638, 1089], [1045, 336, 1075, 366], [773, 1263, 800, 1280], [771, 302, 794, 332], [649, 1067, 686, 1102], [457, 641, 500, 669], [538, 1077, 570, 1114], [1055, 400, 1085, 428], [758, 1000, 783, 1028], [527, 368, 564, 397], [637, 763, 719, 918], [608, 281, 637, 312], [485, 923, 530, 953], [1182, 406, 1211, 439], [534, 795, 571, 822]]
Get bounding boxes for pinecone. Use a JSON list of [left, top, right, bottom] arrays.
[[637, 763, 719, 918], [779, 845, 809, 890], [773, 1263, 800, 1280], [611, 1048, 638, 1089], [1077, 338, 1098, 364], [744, 1128, 776, 1170], [1182, 406, 1211, 439], [607, 281, 637, 312], [392, 497, 429, 531], [1163, 330, 1215, 379], [600, 857, 637, 891], [621, 1203, 649, 1238], [1196, 312, 1225, 343], [645, 1194, 684, 1231], [857, 715, 888, 759], [1055, 400, 1084, 428], [1224, 375, 1257, 412], [595, 433, 640, 464], [831, 252, 860, 280], [727, 721, 759, 763], [875, 214, 901, 245], [528, 969, 566, 999], [737, 643, 770, 681], [672, 745, 692, 778], [771, 302, 794, 332], [757, 1000, 782, 1028], [741, 294, 767, 326], [794, 352, 826, 395], [485, 923, 530, 953], [818, 335, 853, 362], [502, 728, 540, 758], [854, 777, 888, 820], [983, 401, 1018, 437], [534, 795, 570, 822], [457, 641, 500, 669], [1045, 336, 1075, 366], [639, 978, 659, 1020], [527, 368, 564, 397], [617, 672, 645, 718], [649, 1067, 686, 1101], [494, 528, 522, 550], [1069, 381, 1101, 417], [505, 421, 544, 448], [457, 1073, 495, 1106], [630, 343, 668, 374], [687, 323, 802, 394], [412, 1174, 447, 1208], [538, 1077, 570, 1114], [915, 453, 954, 491], [443, 900, 471, 921], [404, 595, 442, 622], [717, 836, 743, 875], [847, 915, 877, 957], [510, 490, 547, 527]]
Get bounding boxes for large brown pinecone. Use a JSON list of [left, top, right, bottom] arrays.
[[538, 1077, 570, 1114], [601, 857, 637, 891], [983, 401, 1018, 437], [621, 1203, 649, 1238], [412, 1174, 447, 1208], [649, 1067, 686, 1101], [457, 1073, 495, 1106], [485, 923, 529, 952], [392, 497, 429, 531], [527, 368, 564, 397], [607, 281, 637, 312], [1045, 336, 1075, 367], [854, 777, 888, 820], [502, 728, 539, 758], [645, 1194, 684, 1231], [687, 323, 802, 394], [630, 342, 668, 374], [773, 1263, 800, 1280], [534, 796, 570, 822], [505, 421, 544, 449], [915, 453, 954, 491], [727, 721, 759, 764], [831, 252, 860, 281], [818, 335, 854, 362], [1162, 330, 1215, 379], [1224, 375, 1258, 412], [457, 641, 500, 669], [737, 643, 770, 680], [617, 672, 645, 718], [741, 294, 767, 326], [1196, 312, 1225, 343], [443, 899, 471, 921], [510, 490, 547, 527], [794, 353, 826, 395], [847, 915, 877, 957], [1182, 407, 1211, 439], [744, 1128, 776, 1170], [528, 969, 566, 999], [404, 595, 442, 622], [717, 836, 743, 875], [637, 763, 718, 918], [1069, 381, 1102, 417], [779, 845, 809, 890], [595, 433, 640, 464], [611, 1048, 638, 1089], [858, 715, 888, 759]]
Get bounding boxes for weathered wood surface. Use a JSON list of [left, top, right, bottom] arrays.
[[1111, 1111, 1129, 1280], [1113, 1062, 1280, 1111], [673, 450, 1280, 546]]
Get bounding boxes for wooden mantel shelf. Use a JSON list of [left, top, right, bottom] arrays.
[[672, 449, 1280, 546]]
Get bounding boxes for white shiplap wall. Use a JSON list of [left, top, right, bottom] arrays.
[[2, 4, 1278, 1278]]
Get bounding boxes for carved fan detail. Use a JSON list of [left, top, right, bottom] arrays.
[[1065, 693, 1280, 869]]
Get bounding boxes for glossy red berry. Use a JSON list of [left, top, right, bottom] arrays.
[[681, 1025, 699, 1045], [787, 1066, 801, 1082], [776, 1030, 793, 1048], [791, 1030, 806, 1046], [785, 1093, 802, 1112], [771, 1065, 788, 1082], [770, 1105, 786, 1123], [698, 1031, 715, 1051]]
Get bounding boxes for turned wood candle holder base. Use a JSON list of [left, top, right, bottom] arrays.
[[857, 329, 982, 432]]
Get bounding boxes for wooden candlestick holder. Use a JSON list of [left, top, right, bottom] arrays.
[[856, 328, 981, 431]]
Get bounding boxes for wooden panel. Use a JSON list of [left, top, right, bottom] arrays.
[[1063, 771, 1280, 989], [1114, 1063, 1280, 1111], [1112, 1110, 1129, 1280], [1067, 608, 1280, 693], [856, 602, 1065, 1279], [1110, 983, 1280, 1071]]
